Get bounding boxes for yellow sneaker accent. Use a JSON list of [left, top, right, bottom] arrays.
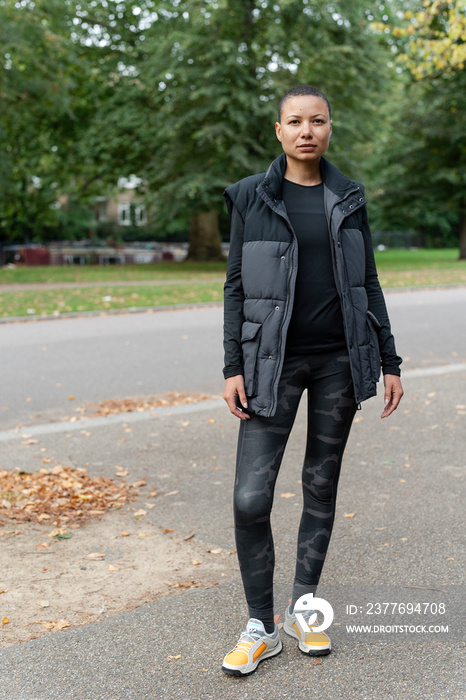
[[222, 619, 282, 676], [284, 606, 331, 656]]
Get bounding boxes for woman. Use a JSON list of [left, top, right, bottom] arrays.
[[221, 85, 403, 676]]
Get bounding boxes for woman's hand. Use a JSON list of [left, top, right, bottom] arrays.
[[223, 375, 250, 420], [381, 374, 404, 419]]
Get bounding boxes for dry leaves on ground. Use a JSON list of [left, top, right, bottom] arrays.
[[0, 465, 140, 526], [82, 392, 217, 417]]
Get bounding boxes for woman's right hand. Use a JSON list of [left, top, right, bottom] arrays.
[[223, 375, 250, 420]]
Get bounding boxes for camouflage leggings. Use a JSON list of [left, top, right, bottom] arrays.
[[234, 349, 357, 623]]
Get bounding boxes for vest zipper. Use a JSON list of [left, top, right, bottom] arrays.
[[325, 186, 365, 404], [260, 192, 298, 418]]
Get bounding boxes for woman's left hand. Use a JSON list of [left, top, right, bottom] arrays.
[[381, 374, 404, 419]]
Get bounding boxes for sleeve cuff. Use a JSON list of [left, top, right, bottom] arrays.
[[382, 365, 401, 377], [223, 365, 244, 379]]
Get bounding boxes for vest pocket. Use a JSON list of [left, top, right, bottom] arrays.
[[366, 311, 381, 381], [241, 321, 262, 396]]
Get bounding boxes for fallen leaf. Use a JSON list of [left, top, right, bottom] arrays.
[[55, 619, 70, 630], [0, 590, 5, 594], [2, 617, 9, 625], [280, 493, 295, 498], [138, 532, 149, 537], [163, 528, 174, 534], [207, 548, 223, 554], [0, 465, 135, 526], [36, 542, 51, 548], [399, 479, 406, 483], [69, 396, 74, 400], [133, 509, 147, 517], [48, 528, 68, 539], [86, 552, 106, 560], [83, 392, 215, 417], [130, 479, 146, 488], [120, 531, 130, 537], [168, 654, 182, 660], [374, 527, 387, 531], [401, 538, 408, 542], [165, 491, 179, 497], [108, 565, 119, 572], [207, 419, 215, 424], [311, 659, 323, 665], [170, 580, 196, 589], [38, 600, 50, 608], [144, 503, 156, 509], [344, 513, 355, 518], [183, 532, 195, 541], [192, 560, 202, 565]]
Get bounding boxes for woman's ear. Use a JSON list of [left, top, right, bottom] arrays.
[[275, 121, 282, 142]]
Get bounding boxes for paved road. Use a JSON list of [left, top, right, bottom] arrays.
[[0, 288, 465, 699], [2, 287, 466, 430]]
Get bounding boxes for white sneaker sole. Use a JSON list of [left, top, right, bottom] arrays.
[[283, 619, 331, 656], [222, 638, 283, 676]]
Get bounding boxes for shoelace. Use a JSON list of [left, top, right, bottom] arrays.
[[231, 628, 261, 652]]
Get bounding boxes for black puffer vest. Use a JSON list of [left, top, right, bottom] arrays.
[[223, 153, 401, 417]]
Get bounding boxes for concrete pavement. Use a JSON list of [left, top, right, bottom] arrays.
[[1, 363, 465, 699]]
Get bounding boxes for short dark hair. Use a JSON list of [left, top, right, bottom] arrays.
[[278, 85, 331, 122]]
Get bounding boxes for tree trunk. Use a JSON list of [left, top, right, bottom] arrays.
[[459, 205, 466, 260], [187, 210, 225, 262]]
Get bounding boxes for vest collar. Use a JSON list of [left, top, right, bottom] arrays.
[[260, 152, 358, 202]]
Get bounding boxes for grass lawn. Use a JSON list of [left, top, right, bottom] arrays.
[[0, 249, 464, 319], [0, 282, 223, 318], [0, 261, 227, 284], [375, 249, 466, 288]]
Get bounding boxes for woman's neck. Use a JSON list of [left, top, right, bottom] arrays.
[[283, 157, 322, 186]]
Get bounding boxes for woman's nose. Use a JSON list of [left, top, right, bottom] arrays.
[[301, 121, 312, 137]]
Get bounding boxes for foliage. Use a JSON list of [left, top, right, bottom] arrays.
[[391, 0, 466, 79], [368, 0, 466, 251], [1, 0, 464, 252]]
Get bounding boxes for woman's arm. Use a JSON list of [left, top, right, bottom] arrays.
[[223, 201, 250, 419], [360, 203, 404, 417], [360, 204, 402, 376], [223, 202, 246, 379]]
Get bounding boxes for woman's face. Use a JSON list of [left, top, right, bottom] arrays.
[[275, 95, 332, 164]]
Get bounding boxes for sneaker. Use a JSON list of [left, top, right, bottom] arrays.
[[283, 604, 331, 656], [222, 618, 282, 676]]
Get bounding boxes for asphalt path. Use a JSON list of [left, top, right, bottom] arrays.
[[1, 287, 466, 430], [0, 287, 465, 699]]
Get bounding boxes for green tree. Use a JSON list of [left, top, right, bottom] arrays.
[[0, 0, 403, 258], [371, 1, 466, 256], [87, 0, 397, 259]]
